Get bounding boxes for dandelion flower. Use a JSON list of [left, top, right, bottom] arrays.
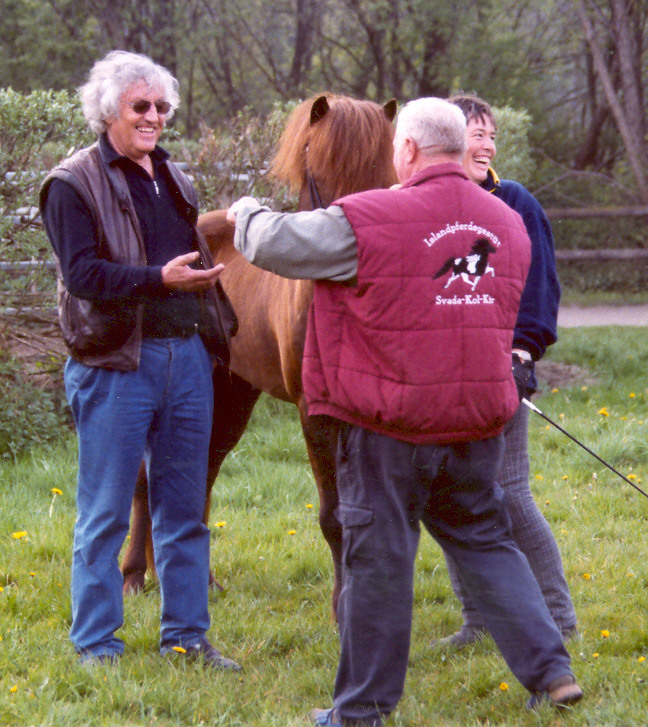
[[51, 488, 63, 495], [9, 685, 17, 693], [172, 646, 186, 653], [535, 474, 543, 481], [630, 392, 636, 398], [593, 652, 599, 658], [11, 531, 27, 539], [601, 629, 610, 638], [214, 521, 226, 528], [598, 407, 609, 417], [628, 474, 637, 480], [639, 656, 646, 663], [499, 682, 509, 691], [562, 475, 568, 480], [306, 503, 313, 509], [583, 573, 591, 580], [288, 529, 296, 535], [552, 388, 559, 393]]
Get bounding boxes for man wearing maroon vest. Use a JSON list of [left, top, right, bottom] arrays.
[[228, 97, 582, 725]]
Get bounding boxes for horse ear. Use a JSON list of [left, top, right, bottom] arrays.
[[383, 98, 397, 122], [310, 96, 330, 125]]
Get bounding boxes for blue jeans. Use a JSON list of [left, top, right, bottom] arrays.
[[65, 336, 214, 658], [333, 425, 573, 724]]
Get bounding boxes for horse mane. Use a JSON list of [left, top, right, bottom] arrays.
[[271, 93, 397, 202]]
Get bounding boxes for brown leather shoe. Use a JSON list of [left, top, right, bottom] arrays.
[[527, 674, 583, 709]]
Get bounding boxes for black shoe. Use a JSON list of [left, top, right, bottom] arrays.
[[526, 674, 583, 709], [430, 625, 487, 650], [162, 638, 242, 671]]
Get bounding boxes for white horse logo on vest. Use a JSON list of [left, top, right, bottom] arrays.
[[433, 238, 497, 291]]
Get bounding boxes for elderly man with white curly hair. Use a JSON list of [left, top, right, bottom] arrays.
[[40, 50, 238, 670]]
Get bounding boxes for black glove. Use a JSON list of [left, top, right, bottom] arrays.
[[512, 351, 535, 402]]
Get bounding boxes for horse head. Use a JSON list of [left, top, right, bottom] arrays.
[[271, 93, 398, 210], [471, 238, 498, 255]]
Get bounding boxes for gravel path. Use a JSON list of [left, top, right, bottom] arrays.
[[558, 304, 648, 327]]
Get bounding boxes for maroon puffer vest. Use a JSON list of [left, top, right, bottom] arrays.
[[302, 162, 531, 445]]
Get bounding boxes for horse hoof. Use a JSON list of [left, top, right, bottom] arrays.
[[123, 575, 145, 594]]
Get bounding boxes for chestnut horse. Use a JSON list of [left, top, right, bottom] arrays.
[[121, 94, 397, 612]]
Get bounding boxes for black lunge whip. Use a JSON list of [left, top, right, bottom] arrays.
[[521, 398, 648, 501]]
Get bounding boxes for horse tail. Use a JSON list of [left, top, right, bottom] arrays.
[[433, 257, 454, 279]]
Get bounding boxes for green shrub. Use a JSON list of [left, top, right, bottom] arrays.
[[0, 353, 69, 459], [491, 105, 534, 186]]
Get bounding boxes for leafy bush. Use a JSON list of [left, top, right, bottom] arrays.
[[491, 105, 534, 186], [0, 353, 69, 459], [170, 101, 297, 213]]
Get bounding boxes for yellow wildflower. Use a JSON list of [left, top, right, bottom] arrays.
[[214, 521, 226, 528], [11, 531, 27, 539], [639, 656, 646, 663], [583, 573, 591, 580], [601, 629, 610, 638], [9, 685, 17, 693], [593, 653, 599, 658], [172, 646, 186, 653], [598, 407, 609, 417], [499, 682, 508, 691], [306, 503, 313, 509], [288, 529, 296, 535], [51, 488, 63, 495]]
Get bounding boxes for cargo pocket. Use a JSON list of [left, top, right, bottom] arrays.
[[337, 502, 374, 569]]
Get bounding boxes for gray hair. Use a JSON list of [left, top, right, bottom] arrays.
[[395, 97, 467, 157], [79, 50, 180, 134]]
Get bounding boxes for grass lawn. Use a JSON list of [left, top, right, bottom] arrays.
[[1, 325, 648, 725]]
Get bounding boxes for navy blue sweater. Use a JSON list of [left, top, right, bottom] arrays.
[[43, 134, 201, 337], [483, 169, 560, 362]]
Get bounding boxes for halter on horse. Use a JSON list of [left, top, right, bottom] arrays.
[[121, 93, 397, 615]]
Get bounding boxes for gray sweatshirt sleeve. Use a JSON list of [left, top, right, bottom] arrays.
[[233, 204, 358, 281]]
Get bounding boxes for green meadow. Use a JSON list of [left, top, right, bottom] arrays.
[[1, 325, 647, 726]]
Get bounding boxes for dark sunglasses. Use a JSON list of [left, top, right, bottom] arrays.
[[128, 99, 172, 115]]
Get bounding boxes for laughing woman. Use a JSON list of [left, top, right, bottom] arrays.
[[433, 94, 578, 649]]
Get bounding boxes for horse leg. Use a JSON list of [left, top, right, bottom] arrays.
[[206, 368, 262, 588], [299, 411, 342, 619], [122, 461, 152, 593]]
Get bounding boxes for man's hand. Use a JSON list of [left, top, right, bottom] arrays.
[[512, 350, 535, 402], [226, 196, 260, 225], [161, 252, 225, 292]]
